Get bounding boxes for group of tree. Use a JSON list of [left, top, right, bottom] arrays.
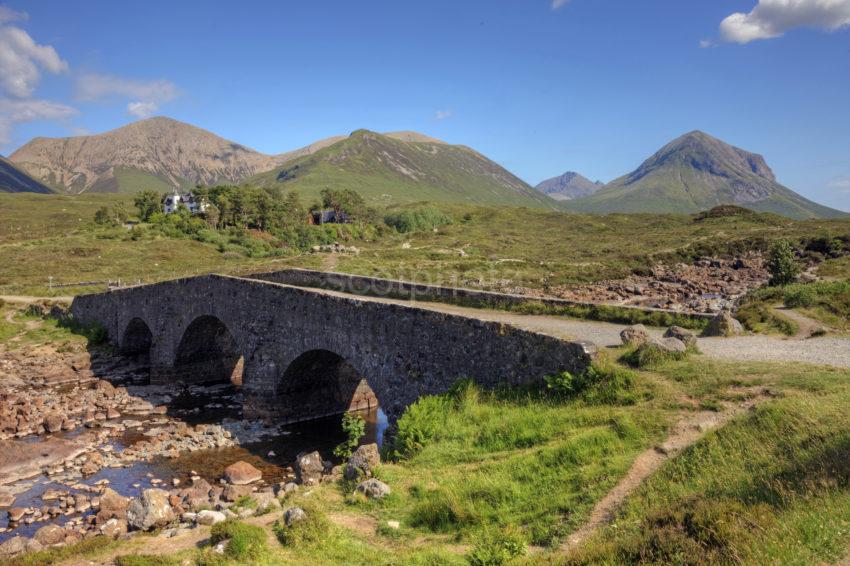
[[129, 185, 374, 233]]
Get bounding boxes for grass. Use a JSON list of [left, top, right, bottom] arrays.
[[3, 193, 850, 300], [738, 280, 850, 334], [560, 359, 850, 565]]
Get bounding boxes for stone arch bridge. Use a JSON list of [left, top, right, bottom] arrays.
[[71, 274, 595, 424]]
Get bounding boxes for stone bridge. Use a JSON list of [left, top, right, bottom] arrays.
[[71, 274, 595, 424]]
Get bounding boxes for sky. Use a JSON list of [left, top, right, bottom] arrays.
[[1, 0, 849, 210]]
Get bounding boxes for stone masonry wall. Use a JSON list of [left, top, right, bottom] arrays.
[[71, 274, 596, 423]]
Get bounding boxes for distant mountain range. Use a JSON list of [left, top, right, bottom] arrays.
[[4, 118, 845, 218], [534, 172, 603, 201], [8, 117, 553, 208], [0, 156, 52, 194], [553, 131, 845, 219]]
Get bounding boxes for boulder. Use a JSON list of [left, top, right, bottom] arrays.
[[284, 506, 307, 527], [0, 536, 27, 557], [127, 489, 175, 531], [664, 326, 697, 348], [96, 488, 129, 524], [100, 518, 128, 538], [7, 507, 26, 522], [296, 451, 324, 485], [703, 312, 745, 337], [221, 484, 253, 502], [0, 536, 29, 558], [355, 479, 391, 499], [344, 443, 380, 481], [223, 461, 262, 485], [638, 337, 687, 357], [43, 413, 64, 433], [196, 510, 227, 526], [184, 478, 213, 510], [95, 380, 116, 398], [620, 324, 651, 346], [33, 524, 66, 547]]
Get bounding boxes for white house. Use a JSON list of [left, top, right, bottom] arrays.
[[163, 189, 208, 215]]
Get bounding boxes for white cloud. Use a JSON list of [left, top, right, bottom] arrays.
[[76, 73, 179, 104], [0, 25, 68, 98], [720, 0, 850, 44], [435, 109, 452, 121], [0, 97, 76, 144], [127, 100, 158, 118], [699, 39, 716, 48], [551, 0, 571, 9], [0, 6, 27, 24], [76, 73, 178, 120], [828, 174, 850, 192]]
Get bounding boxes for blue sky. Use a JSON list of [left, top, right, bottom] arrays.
[[1, 0, 849, 210]]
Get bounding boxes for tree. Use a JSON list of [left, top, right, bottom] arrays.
[[112, 202, 129, 224], [93, 206, 115, 226], [134, 190, 162, 221], [767, 239, 800, 286]]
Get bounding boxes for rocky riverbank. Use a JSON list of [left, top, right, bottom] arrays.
[[0, 343, 352, 557]]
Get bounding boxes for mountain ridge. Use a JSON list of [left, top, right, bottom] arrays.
[[0, 156, 53, 194], [563, 131, 845, 219], [535, 171, 603, 200]]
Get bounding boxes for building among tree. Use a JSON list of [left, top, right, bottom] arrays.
[[163, 189, 208, 215]]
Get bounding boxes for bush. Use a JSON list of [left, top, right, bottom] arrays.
[[468, 526, 527, 566], [385, 207, 453, 233], [208, 520, 268, 561], [620, 342, 689, 369], [766, 239, 800, 286], [273, 504, 331, 546], [333, 412, 366, 459], [545, 362, 636, 405], [388, 395, 449, 460]]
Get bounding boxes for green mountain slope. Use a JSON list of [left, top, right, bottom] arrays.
[[565, 131, 845, 219], [247, 130, 558, 208], [0, 156, 53, 194]]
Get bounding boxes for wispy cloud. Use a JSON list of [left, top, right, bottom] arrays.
[[551, 0, 571, 9], [0, 98, 77, 144], [0, 5, 27, 24], [720, 0, 850, 44], [75, 73, 179, 120], [828, 174, 850, 193], [699, 39, 716, 48], [435, 109, 453, 121]]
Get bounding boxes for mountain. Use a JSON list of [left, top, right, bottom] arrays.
[[535, 171, 603, 201], [564, 131, 845, 219], [0, 156, 53, 194], [247, 129, 558, 208], [10, 116, 280, 194]]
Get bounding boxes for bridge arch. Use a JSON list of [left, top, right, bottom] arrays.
[[274, 348, 379, 423], [120, 317, 153, 358], [173, 314, 244, 386]]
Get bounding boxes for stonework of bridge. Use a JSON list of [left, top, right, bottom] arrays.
[[71, 273, 596, 424]]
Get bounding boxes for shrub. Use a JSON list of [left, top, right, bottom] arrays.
[[333, 411, 366, 459], [766, 239, 800, 286], [620, 342, 688, 369], [208, 520, 268, 561], [385, 207, 453, 233], [544, 362, 636, 405], [273, 504, 331, 546], [467, 526, 527, 566], [388, 395, 448, 460]]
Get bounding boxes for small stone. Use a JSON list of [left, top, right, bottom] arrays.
[[355, 479, 391, 499], [386, 520, 400, 530], [283, 506, 307, 527], [33, 524, 66, 547], [196, 510, 227, 526], [664, 326, 698, 348]]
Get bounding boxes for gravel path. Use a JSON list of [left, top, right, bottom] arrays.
[[312, 288, 850, 368]]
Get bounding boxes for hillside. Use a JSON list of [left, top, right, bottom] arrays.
[[535, 171, 603, 200], [565, 131, 845, 219], [0, 156, 52, 194], [9, 117, 280, 194], [248, 129, 558, 208]]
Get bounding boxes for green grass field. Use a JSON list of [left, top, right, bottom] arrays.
[[3, 193, 850, 301]]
